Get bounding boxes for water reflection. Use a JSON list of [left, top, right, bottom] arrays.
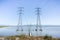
[[0, 25, 60, 38]]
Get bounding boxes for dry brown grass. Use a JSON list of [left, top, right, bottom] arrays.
[[6, 35, 59, 40]]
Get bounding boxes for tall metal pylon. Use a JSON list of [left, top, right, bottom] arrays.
[[35, 7, 42, 36], [16, 7, 24, 35]]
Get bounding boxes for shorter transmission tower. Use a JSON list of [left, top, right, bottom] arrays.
[[35, 7, 42, 36], [16, 7, 24, 35]]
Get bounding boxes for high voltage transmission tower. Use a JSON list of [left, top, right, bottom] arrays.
[[16, 7, 43, 37], [16, 7, 24, 35], [35, 7, 42, 36]]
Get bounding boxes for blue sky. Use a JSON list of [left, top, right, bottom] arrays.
[[0, 0, 60, 25]]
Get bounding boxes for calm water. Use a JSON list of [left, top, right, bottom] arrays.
[[0, 25, 60, 38]]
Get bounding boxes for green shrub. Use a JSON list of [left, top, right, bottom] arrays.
[[44, 35, 52, 40]]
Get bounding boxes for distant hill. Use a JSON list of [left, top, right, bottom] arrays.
[[0, 26, 8, 28]]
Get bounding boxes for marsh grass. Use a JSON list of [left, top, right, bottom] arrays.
[[5, 35, 59, 40]]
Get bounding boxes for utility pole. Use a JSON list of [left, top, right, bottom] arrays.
[[28, 24, 32, 37], [35, 7, 42, 37], [16, 7, 24, 35]]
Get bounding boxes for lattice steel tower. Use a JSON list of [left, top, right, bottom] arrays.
[[16, 7, 24, 35], [35, 7, 42, 36]]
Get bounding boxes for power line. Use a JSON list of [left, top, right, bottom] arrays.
[[36, 0, 49, 8]]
